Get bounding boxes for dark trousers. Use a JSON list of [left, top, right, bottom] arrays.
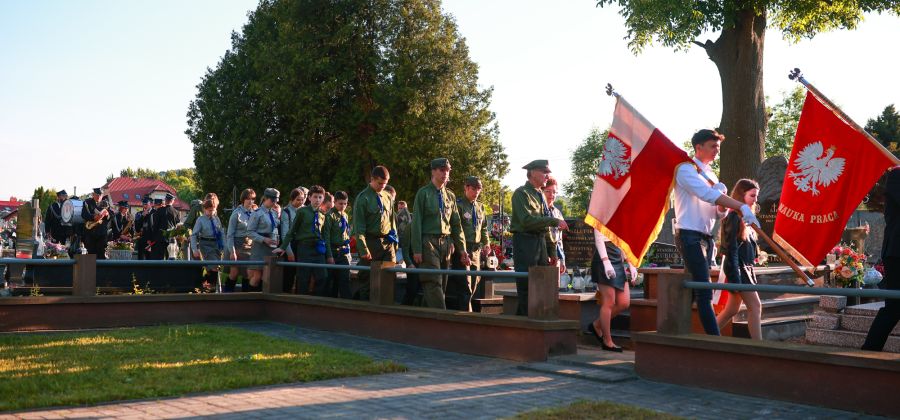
[[283, 241, 299, 293], [513, 232, 548, 316], [83, 234, 107, 260], [296, 246, 328, 296], [355, 235, 395, 300], [863, 256, 900, 351], [329, 252, 353, 299], [136, 237, 147, 260], [675, 229, 720, 336], [400, 247, 421, 305], [148, 241, 167, 260]]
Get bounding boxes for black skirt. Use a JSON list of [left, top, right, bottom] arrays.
[[592, 241, 627, 291]]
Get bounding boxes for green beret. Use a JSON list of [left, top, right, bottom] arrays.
[[430, 158, 451, 169], [464, 176, 482, 187], [522, 160, 551, 172]]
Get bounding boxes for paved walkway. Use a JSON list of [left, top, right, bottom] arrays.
[[1, 322, 880, 419]]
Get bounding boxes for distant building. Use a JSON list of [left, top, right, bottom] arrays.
[[102, 178, 190, 217], [0, 197, 26, 228]]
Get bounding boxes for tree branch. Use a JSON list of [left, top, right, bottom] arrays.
[[691, 39, 713, 50]]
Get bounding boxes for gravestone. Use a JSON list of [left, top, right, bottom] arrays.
[[562, 218, 595, 268], [647, 242, 681, 267], [15, 201, 36, 259], [755, 156, 788, 254]]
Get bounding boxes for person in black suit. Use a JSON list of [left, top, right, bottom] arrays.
[[109, 200, 133, 241], [135, 196, 152, 260], [44, 190, 71, 243], [863, 168, 900, 351], [81, 188, 110, 259]]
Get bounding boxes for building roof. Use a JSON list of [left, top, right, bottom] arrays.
[[103, 177, 190, 211], [0, 197, 25, 213]]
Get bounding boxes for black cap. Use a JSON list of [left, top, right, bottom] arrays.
[[522, 160, 551, 172], [142, 196, 151, 204], [92, 188, 102, 195], [117, 200, 128, 207], [690, 129, 724, 147], [464, 176, 482, 187], [430, 158, 451, 170], [153, 198, 163, 205], [165, 193, 175, 201], [57, 190, 67, 196]]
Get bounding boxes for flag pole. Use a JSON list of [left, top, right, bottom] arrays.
[[789, 68, 900, 166], [606, 82, 814, 286]]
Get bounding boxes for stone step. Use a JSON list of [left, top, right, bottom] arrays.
[[844, 302, 885, 317], [518, 360, 637, 383], [731, 314, 811, 340], [839, 314, 900, 336], [805, 328, 900, 353], [808, 312, 840, 330]]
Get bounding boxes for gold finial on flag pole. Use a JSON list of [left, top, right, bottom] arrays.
[[605, 83, 619, 98]]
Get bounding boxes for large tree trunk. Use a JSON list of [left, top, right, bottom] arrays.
[[702, 6, 767, 189]]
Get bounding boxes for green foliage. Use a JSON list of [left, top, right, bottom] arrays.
[[31, 186, 57, 216], [866, 104, 900, 147], [595, 1, 900, 53], [186, 0, 507, 206], [563, 128, 608, 218], [0, 325, 405, 411], [765, 86, 805, 159]]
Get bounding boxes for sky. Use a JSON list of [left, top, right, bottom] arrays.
[[1, 1, 898, 200]]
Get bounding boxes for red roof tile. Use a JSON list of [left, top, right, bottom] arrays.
[[103, 178, 190, 211]]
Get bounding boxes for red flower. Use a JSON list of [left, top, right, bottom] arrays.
[[842, 248, 852, 256]]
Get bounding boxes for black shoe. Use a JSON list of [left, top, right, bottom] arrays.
[[587, 322, 603, 345], [601, 343, 624, 352]]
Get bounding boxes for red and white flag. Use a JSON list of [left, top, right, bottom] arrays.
[[584, 96, 691, 266], [774, 90, 898, 267]]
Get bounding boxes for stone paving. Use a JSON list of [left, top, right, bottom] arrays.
[[0, 322, 882, 419]]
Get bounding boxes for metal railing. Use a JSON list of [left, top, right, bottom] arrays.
[[96, 260, 264, 267], [0, 258, 75, 266], [277, 261, 370, 271], [684, 281, 900, 299]]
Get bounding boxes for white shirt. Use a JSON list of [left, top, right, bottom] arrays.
[[674, 157, 724, 235]]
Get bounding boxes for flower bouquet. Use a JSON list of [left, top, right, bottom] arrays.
[[108, 238, 135, 260], [44, 241, 69, 259], [163, 224, 190, 241], [829, 245, 866, 288]]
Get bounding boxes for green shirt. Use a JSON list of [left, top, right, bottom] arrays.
[[509, 182, 559, 234], [324, 208, 351, 258], [411, 183, 466, 255], [352, 185, 396, 256], [456, 197, 490, 249], [279, 206, 325, 256]]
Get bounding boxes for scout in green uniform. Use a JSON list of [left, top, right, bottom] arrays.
[[397, 200, 420, 305], [352, 165, 398, 300], [275, 185, 328, 295], [325, 191, 353, 299], [510, 160, 569, 316], [447, 176, 491, 311], [411, 158, 469, 309]]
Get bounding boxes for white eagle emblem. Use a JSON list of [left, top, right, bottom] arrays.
[[789, 141, 845, 196], [598, 136, 631, 180]]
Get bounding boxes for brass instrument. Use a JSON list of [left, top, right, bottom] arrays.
[[85, 211, 108, 230], [121, 217, 134, 238]]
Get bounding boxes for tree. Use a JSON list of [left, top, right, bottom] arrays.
[[186, 0, 507, 206], [765, 86, 805, 159], [866, 104, 900, 147], [563, 128, 608, 217], [595, 1, 900, 188], [32, 187, 57, 216]]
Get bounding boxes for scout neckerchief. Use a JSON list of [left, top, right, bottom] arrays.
[[437, 186, 445, 215], [209, 216, 224, 249], [470, 199, 478, 229], [539, 187, 550, 217], [265, 207, 276, 235], [339, 212, 349, 237], [311, 209, 322, 239]]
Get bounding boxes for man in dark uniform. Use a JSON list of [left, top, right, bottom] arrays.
[[81, 188, 111, 259], [147, 198, 168, 260], [163, 193, 181, 228], [135, 197, 152, 260], [863, 169, 900, 351], [44, 190, 71, 244], [109, 200, 133, 241], [510, 160, 568, 316]]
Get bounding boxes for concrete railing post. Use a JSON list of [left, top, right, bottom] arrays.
[[369, 261, 396, 305], [527, 265, 559, 320], [656, 272, 693, 335], [72, 254, 97, 297], [262, 256, 284, 294]]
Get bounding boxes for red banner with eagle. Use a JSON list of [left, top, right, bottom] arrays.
[[774, 90, 898, 267]]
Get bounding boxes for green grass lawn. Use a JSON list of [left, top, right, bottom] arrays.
[[512, 400, 684, 420], [0, 325, 405, 411]]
